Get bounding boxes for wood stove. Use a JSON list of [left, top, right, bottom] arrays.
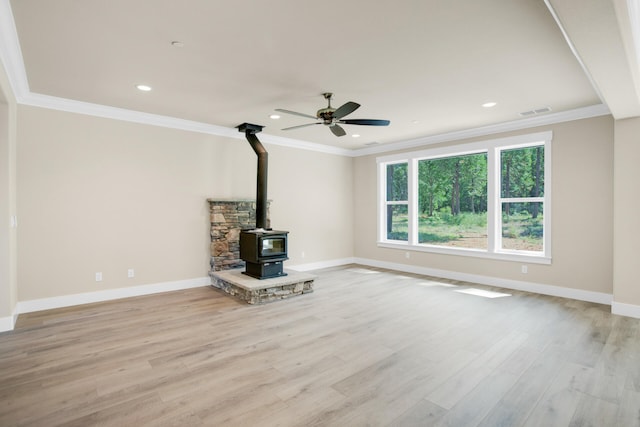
[[240, 229, 288, 279], [237, 123, 289, 279]]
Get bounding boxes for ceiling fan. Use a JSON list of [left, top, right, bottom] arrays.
[[276, 92, 390, 137]]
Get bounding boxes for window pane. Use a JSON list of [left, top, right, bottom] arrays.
[[502, 202, 543, 252], [386, 163, 408, 201], [417, 153, 487, 249], [501, 146, 544, 198], [387, 204, 408, 241]]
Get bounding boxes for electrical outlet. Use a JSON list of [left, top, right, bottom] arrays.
[[405, 251, 411, 259], [521, 265, 528, 274], [127, 269, 135, 278], [95, 272, 103, 282], [301, 251, 305, 259]]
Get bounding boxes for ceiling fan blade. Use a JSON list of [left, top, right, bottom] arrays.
[[333, 102, 360, 119], [330, 124, 346, 137], [340, 119, 390, 126], [275, 109, 317, 120], [282, 123, 320, 131]]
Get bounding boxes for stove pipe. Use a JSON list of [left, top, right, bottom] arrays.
[[237, 123, 268, 230]]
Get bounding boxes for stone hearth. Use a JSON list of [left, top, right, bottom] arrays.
[[210, 269, 315, 304], [207, 198, 314, 303]]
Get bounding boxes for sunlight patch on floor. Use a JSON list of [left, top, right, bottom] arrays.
[[347, 268, 381, 274], [415, 281, 458, 288], [454, 288, 511, 298]]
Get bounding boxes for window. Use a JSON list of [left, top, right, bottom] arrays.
[[378, 132, 551, 263], [384, 162, 408, 241], [499, 145, 545, 253], [418, 152, 488, 249]]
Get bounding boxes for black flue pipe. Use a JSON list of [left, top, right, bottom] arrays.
[[237, 123, 268, 230]]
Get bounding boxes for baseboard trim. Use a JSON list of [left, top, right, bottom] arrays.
[[0, 315, 15, 333], [611, 301, 640, 319], [287, 257, 357, 272], [4, 258, 625, 328], [352, 258, 613, 306], [15, 277, 211, 315]]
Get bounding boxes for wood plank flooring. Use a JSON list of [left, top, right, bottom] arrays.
[[1, 265, 640, 426]]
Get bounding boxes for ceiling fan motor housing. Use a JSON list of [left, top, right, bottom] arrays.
[[317, 107, 336, 124]]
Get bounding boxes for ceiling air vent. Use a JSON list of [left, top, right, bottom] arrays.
[[519, 106, 552, 117], [364, 141, 380, 146]]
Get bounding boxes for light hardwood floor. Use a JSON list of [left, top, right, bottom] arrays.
[[1, 265, 639, 426]]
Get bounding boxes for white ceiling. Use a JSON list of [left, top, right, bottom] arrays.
[[3, 0, 640, 152]]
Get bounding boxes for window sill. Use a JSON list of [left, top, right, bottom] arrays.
[[377, 241, 552, 265]]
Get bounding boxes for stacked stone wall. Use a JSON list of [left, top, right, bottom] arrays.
[[207, 199, 270, 271]]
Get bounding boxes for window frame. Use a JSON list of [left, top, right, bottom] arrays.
[[377, 131, 552, 264]]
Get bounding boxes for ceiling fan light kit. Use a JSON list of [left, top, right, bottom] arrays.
[[276, 92, 390, 137]]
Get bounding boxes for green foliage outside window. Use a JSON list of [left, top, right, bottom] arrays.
[[405, 146, 545, 251], [386, 163, 408, 202], [501, 146, 545, 251], [418, 153, 488, 248], [386, 163, 408, 241]]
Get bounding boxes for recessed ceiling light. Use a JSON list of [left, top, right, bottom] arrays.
[[482, 101, 497, 108], [352, 134, 361, 138], [136, 84, 152, 92], [412, 120, 420, 124], [269, 114, 280, 119]]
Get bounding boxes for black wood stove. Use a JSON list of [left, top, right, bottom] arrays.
[[240, 229, 288, 279], [237, 123, 288, 279]]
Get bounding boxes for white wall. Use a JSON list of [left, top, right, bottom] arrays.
[[354, 116, 614, 297], [0, 58, 17, 329], [13, 101, 639, 321], [16, 105, 353, 302], [613, 117, 640, 311], [9, 99, 640, 321], [266, 143, 354, 265]]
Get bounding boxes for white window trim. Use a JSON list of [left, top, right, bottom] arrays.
[[377, 131, 552, 265]]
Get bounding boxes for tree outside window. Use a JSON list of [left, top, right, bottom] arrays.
[[418, 153, 487, 249], [500, 145, 545, 252], [385, 162, 408, 241]]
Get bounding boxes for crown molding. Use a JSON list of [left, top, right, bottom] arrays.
[[351, 103, 611, 157], [0, 0, 28, 100], [544, 0, 607, 103], [19, 91, 610, 159], [0, 0, 613, 159], [254, 131, 353, 156], [18, 92, 353, 156]]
